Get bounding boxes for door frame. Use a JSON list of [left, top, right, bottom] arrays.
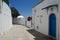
[[49, 13, 56, 38]]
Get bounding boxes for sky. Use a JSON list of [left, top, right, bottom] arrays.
[[9, 0, 41, 17]]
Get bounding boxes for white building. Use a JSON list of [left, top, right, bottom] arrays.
[[17, 16, 25, 25], [26, 17, 32, 28], [26, 20, 32, 28], [32, 0, 60, 40], [0, 1, 12, 35]]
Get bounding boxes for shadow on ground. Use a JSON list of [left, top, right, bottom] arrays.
[[27, 29, 56, 40]]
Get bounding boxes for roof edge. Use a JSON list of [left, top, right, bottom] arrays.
[[32, 0, 44, 8]]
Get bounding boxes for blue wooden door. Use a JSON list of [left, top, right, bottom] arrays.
[[49, 13, 56, 38]]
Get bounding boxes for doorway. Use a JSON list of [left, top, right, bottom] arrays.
[[49, 13, 56, 38]]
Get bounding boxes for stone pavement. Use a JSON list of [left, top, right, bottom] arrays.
[[0, 25, 56, 40], [27, 29, 56, 40], [0, 25, 35, 40]]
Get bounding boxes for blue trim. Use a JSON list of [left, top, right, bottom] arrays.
[[41, 5, 58, 10]]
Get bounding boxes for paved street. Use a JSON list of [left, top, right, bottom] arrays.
[[27, 29, 56, 40], [0, 25, 35, 40], [0, 25, 56, 40]]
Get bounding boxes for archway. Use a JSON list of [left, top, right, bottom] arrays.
[[49, 13, 56, 38]]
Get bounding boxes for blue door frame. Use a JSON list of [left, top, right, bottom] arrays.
[[49, 13, 56, 38]]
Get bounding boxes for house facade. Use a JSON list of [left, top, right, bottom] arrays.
[[26, 17, 32, 28], [32, 0, 60, 40]]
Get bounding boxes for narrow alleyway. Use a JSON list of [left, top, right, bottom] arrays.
[[0, 25, 56, 40], [0, 25, 35, 40]]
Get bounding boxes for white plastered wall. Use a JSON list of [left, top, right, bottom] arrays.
[[58, 0, 60, 40], [13, 18, 17, 24], [27, 21, 31, 28], [32, 8, 35, 29], [32, 0, 59, 40], [17, 18, 25, 25], [0, 1, 12, 34], [33, 7, 48, 35], [0, 0, 2, 34]]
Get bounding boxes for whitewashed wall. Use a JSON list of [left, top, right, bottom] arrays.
[[32, 0, 59, 40], [0, 1, 12, 34], [0, 0, 2, 33], [17, 18, 25, 25], [13, 18, 17, 24], [58, 0, 60, 40], [27, 21, 32, 28], [0, 0, 2, 13], [32, 7, 48, 35], [32, 8, 36, 29]]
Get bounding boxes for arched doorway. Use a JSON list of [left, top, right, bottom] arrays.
[[49, 13, 56, 38]]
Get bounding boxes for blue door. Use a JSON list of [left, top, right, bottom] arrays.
[[49, 13, 56, 38]]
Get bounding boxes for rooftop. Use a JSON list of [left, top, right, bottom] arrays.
[[17, 16, 24, 18]]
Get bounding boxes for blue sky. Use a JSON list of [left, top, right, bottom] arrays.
[[9, 0, 41, 17]]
